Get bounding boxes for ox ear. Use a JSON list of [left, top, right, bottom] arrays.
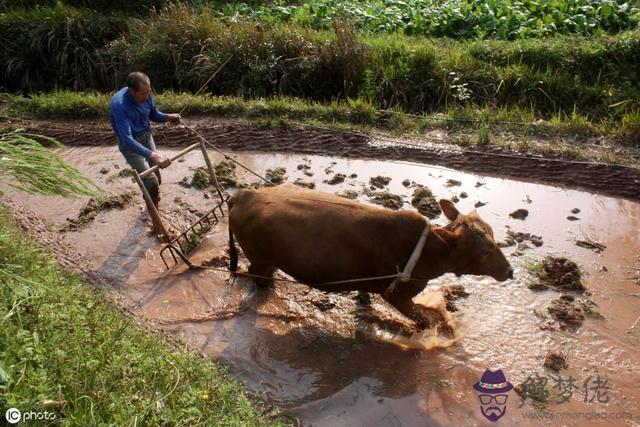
[[439, 199, 460, 222]]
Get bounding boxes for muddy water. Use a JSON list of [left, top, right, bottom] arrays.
[[8, 145, 640, 426]]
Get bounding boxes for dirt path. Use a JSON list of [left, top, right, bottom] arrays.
[[9, 116, 640, 200]]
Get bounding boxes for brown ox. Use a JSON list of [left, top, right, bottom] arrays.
[[228, 183, 513, 328]]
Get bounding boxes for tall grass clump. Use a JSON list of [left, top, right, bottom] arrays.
[[0, 5, 129, 92], [0, 129, 99, 196], [107, 5, 368, 99]]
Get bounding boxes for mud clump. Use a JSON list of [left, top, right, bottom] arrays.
[[445, 179, 461, 187], [459, 192, 468, 198], [213, 160, 240, 188], [402, 179, 411, 187], [543, 352, 568, 372], [509, 209, 529, 220], [190, 167, 211, 189], [297, 163, 313, 177], [547, 294, 584, 326], [369, 176, 391, 189], [324, 173, 346, 185], [99, 167, 110, 174], [566, 215, 579, 221], [266, 167, 287, 185], [369, 192, 403, 210], [529, 256, 585, 292], [311, 296, 336, 311], [65, 192, 136, 231], [411, 186, 440, 219], [515, 373, 553, 407], [499, 229, 543, 248], [475, 201, 487, 208], [335, 190, 359, 200], [294, 179, 315, 189], [106, 168, 133, 183], [440, 284, 469, 312]]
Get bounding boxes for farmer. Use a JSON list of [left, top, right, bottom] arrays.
[[109, 71, 181, 208]]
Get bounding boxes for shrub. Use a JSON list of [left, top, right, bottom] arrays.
[[0, 6, 129, 92]]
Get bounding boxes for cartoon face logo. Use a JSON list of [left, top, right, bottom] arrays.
[[473, 369, 513, 422]]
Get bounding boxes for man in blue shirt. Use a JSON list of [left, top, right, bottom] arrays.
[[110, 71, 181, 208]]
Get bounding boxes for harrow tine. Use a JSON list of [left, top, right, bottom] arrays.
[[158, 200, 226, 270]]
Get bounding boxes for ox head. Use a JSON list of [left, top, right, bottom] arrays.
[[437, 199, 513, 282]]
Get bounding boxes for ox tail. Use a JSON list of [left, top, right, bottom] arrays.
[[228, 225, 238, 273]]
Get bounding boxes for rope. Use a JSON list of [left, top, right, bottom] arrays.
[[181, 121, 274, 185], [384, 220, 431, 299], [196, 264, 425, 287]]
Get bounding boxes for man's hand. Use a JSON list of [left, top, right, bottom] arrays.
[[165, 113, 182, 124], [149, 151, 172, 168]]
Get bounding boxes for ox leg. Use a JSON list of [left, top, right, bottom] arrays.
[[383, 282, 429, 330], [248, 263, 276, 288]]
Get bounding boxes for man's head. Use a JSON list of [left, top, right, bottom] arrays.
[[126, 71, 152, 104]]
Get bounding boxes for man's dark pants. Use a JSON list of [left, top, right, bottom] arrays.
[[118, 131, 161, 203]]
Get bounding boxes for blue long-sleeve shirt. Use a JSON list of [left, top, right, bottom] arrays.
[[109, 87, 166, 159]]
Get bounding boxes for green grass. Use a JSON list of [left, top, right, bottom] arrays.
[[6, 90, 629, 139], [198, 0, 640, 40], [6, 90, 640, 166], [1, 5, 639, 123], [0, 129, 100, 197], [0, 209, 285, 426]]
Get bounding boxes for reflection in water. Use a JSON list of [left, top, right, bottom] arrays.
[[7, 146, 640, 426]]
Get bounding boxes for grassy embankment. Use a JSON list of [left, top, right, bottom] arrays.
[[5, 89, 639, 166], [0, 3, 638, 158], [0, 208, 285, 425]]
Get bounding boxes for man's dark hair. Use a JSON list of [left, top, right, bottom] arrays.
[[126, 71, 150, 91]]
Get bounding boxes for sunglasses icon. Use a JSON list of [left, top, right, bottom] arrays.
[[478, 394, 509, 405]]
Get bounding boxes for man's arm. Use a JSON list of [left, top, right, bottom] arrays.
[[150, 96, 181, 124], [149, 97, 167, 124], [112, 109, 152, 159]]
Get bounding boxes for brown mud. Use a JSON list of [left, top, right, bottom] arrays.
[[64, 191, 136, 231], [2, 123, 640, 426], [530, 256, 586, 292], [543, 351, 568, 372], [410, 186, 440, 219], [367, 191, 404, 210]]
